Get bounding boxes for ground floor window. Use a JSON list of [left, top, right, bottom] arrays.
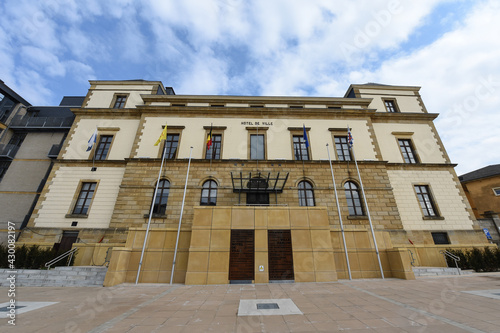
[[431, 232, 450, 245]]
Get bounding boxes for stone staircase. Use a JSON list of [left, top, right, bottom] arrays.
[[0, 266, 108, 287], [412, 266, 472, 277]]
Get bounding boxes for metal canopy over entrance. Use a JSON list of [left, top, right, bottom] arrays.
[[231, 171, 289, 205]]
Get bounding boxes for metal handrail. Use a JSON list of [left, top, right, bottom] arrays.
[[407, 249, 416, 266], [45, 248, 78, 270], [440, 250, 461, 275]]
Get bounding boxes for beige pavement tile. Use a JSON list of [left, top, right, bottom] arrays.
[[172, 310, 195, 317], [336, 318, 369, 330], [360, 318, 395, 328], [180, 324, 212, 332], [285, 320, 318, 332], [164, 316, 191, 326], [127, 325, 159, 333], [206, 324, 237, 332], [212, 315, 237, 325], [312, 320, 341, 332], [306, 313, 332, 323], [374, 327, 406, 333], [149, 310, 177, 318], [382, 316, 423, 328], [153, 325, 184, 333]]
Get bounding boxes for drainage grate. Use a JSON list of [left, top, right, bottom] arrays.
[[257, 303, 279, 310]]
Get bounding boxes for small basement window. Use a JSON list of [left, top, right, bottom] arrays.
[[431, 232, 450, 245]]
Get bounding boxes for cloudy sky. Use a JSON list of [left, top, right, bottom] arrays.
[[1, 0, 499, 175]]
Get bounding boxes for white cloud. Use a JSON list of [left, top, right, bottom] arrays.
[[21, 46, 66, 77], [1, 0, 498, 176], [352, 0, 500, 174]]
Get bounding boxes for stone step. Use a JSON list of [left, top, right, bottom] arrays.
[[412, 266, 471, 276], [0, 266, 108, 287]]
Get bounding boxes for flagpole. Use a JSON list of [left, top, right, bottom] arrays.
[[348, 126, 385, 279], [170, 146, 193, 285], [92, 129, 96, 170], [326, 143, 352, 280], [256, 126, 259, 171], [209, 123, 213, 171], [135, 136, 168, 284]]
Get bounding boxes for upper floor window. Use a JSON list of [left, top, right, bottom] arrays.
[[206, 134, 222, 160], [153, 179, 170, 215], [200, 180, 217, 206], [113, 95, 127, 108], [335, 136, 352, 161], [384, 99, 399, 112], [414, 185, 439, 217], [0, 161, 10, 181], [162, 134, 179, 159], [298, 181, 315, 206], [493, 188, 500, 196], [293, 136, 310, 161], [95, 135, 113, 160], [73, 182, 97, 215], [250, 134, 265, 160], [344, 181, 364, 216], [8, 133, 26, 147], [398, 139, 418, 164], [0, 95, 16, 123]]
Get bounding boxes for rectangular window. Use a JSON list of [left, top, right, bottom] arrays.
[[250, 134, 265, 160], [292, 135, 309, 160], [431, 232, 450, 245], [415, 185, 438, 217], [206, 134, 222, 160], [113, 95, 127, 108], [0, 95, 15, 123], [493, 188, 500, 196], [384, 99, 399, 112], [0, 161, 10, 181], [398, 139, 418, 163], [334, 136, 351, 161], [94, 135, 113, 160], [163, 134, 179, 159], [246, 192, 269, 206], [73, 182, 97, 215], [8, 133, 26, 147]]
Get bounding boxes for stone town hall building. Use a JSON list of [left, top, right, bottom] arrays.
[[18, 80, 488, 285]]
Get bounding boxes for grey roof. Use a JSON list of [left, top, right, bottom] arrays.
[[459, 164, 500, 182], [59, 96, 85, 106]]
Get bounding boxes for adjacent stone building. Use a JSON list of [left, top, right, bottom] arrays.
[[0, 80, 84, 245], [460, 165, 500, 245], [18, 80, 489, 285]]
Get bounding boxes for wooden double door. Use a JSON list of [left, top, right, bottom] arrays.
[[268, 230, 294, 281], [228, 229, 294, 282]]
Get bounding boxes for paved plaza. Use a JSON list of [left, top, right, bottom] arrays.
[[2, 273, 500, 332]]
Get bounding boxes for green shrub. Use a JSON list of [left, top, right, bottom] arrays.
[[483, 247, 498, 272], [0, 245, 76, 269], [445, 248, 471, 270]]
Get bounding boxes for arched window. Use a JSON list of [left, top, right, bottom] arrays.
[[201, 180, 217, 206], [298, 181, 315, 206], [153, 179, 170, 215], [344, 181, 364, 216]]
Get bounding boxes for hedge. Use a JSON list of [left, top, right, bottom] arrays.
[[0, 244, 75, 269], [445, 247, 500, 272]]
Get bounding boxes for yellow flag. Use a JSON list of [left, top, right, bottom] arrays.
[[154, 124, 167, 146]]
